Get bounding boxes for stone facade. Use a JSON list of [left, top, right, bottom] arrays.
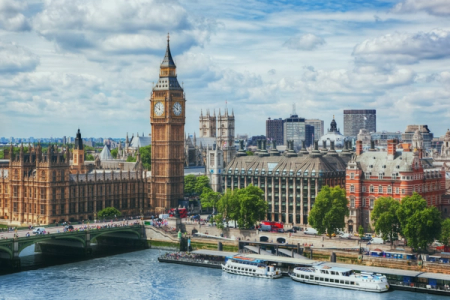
[[149, 37, 185, 213], [222, 141, 351, 225], [0, 143, 147, 225]]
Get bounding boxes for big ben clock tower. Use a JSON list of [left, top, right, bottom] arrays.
[[150, 35, 185, 212]]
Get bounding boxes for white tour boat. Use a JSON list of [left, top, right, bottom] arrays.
[[290, 264, 389, 293], [222, 255, 282, 279]]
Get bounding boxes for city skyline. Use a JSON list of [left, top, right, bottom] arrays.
[[1, 0, 450, 137]]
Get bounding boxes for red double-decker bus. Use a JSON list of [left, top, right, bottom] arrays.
[[260, 221, 284, 229], [168, 208, 188, 218]]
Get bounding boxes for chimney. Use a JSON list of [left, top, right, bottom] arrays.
[[387, 139, 396, 160], [356, 140, 363, 155]]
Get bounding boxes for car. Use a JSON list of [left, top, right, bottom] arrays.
[[32, 227, 46, 235], [304, 228, 318, 235], [286, 228, 297, 233], [360, 235, 372, 241], [292, 226, 302, 231], [191, 214, 200, 220], [339, 233, 351, 239]]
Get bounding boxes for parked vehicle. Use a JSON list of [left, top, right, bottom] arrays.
[[159, 214, 169, 220], [339, 233, 351, 239], [286, 228, 297, 233], [304, 228, 318, 235], [259, 224, 271, 232], [370, 237, 384, 244], [360, 234, 372, 241], [32, 227, 46, 235], [292, 226, 302, 231]]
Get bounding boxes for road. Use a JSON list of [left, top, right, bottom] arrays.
[[0, 220, 141, 240]]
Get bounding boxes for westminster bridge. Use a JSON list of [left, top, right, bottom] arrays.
[[0, 225, 148, 270]]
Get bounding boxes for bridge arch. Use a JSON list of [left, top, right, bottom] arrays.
[[17, 235, 86, 255], [0, 245, 13, 259], [91, 228, 141, 242]]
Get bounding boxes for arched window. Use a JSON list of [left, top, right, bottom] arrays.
[[52, 171, 56, 182]]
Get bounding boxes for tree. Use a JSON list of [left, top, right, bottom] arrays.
[[139, 145, 151, 170], [200, 187, 220, 214], [184, 175, 197, 196], [235, 185, 268, 229], [194, 176, 210, 195], [97, 207, 122, 218], [358, 225, 364, 239], [308, 186, 349, 237], [371, 197, 401, 246], [441, 219, 450, 247], [397, 192, 442, 251], [216, 189, 240, 228], [126, 155, 136, 162], [246, 150, 254, 156], [111, 149, 118, 159], [0, 150, 3, 159], [85, 154, 95, 161]]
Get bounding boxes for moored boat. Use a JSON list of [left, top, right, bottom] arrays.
[[290, 264, 389, 292], [221, 255, 282, 279]]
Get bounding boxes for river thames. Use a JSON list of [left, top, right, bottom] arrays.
[[0, 250, 447, 300]]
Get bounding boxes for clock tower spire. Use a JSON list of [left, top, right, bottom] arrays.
[[150, 36, 185, 213]]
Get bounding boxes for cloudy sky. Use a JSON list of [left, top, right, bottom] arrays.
[[1, 0, 450, 139]]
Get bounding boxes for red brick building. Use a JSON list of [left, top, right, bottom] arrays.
[[345, 137, 445, 232]]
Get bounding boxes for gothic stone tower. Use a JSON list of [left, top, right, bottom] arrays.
[[199, 109, 216, 138], [72, 129, 84, 174], [150, 36, 185, 212], [217, 108, 236, 166]]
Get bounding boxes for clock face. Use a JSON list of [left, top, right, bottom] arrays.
[[154, 102, 164, 116], [173, 102, 182, 116]]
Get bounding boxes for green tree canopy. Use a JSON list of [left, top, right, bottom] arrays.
[[397, 192, 441, 251], [97, 207, 122, 218], [308, 185, 349, 237], [85, 154, 95, 161], [371, 197, 401, 245], [246, 150, 254, 156], [235, 185, 268, 229], [441, 219, 450, 247], [139, 145, 151, 170], [358, 225, 364, 239], [111, 149, 118, 159], [200, 187, 221, 215], [215, 188, 239, 228], [184, 174, 197, 196], [126, 155, 136, 162], [194, 176, 210, 195]]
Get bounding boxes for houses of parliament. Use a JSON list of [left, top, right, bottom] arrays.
[[0, 38, 185, 225]]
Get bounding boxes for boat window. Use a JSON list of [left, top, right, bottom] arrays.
[[330, 279, 334, 283], [351, 282, 355, 285], [340, 280, 344, 284], [345, 281, 349, 285], [330, 271, 335, 275], [325, 271, 329, 274], [325, 278, 329, 282], [300, 275, 304, 278], [315, 277, 319, 281], [310, 275, 314, 280], [320, 277, 324, 281]]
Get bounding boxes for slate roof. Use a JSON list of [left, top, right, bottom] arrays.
[[225, 152, 350, 177], [69, 170, 140, 182], [130, 136, 151, 148]]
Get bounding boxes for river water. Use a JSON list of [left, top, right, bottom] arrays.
[[0, 249, 446, 300]]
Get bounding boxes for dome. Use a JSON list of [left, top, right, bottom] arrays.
[[320, 116, 347, 147]]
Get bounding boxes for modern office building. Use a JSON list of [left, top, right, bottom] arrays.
[[283, 114, 313, 148], [305, 119, 324, 139], [371, 131, 403, 147], [343, 109, 376, 137], [266, 118, 284, 146]]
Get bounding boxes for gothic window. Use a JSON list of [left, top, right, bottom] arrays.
[[40, 188, 45, 199], [52, 171, 56, 182], [41, 171, 45, 181], [52, 189, 56, 201], [40, 204, 45, 215], [13, 186, 18, 197], [14, 170, 18, 180], [60, 171, 64, 181]]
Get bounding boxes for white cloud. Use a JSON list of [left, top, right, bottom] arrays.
[[32, 0, 217, 57], [283, 34, 326, 51], [0, 0, 30, 31], [393, 0, 450, 16], [0, 42, 39, 73], [352, 29, 450, 65]]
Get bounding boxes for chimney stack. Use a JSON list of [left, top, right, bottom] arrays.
[[356, 140, 363, 155], [387, 139, 396, 160]]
